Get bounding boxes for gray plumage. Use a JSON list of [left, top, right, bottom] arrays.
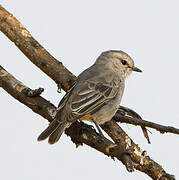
[[38, 50, 142, 144]]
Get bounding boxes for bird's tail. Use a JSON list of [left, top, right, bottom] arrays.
[[37, 118, 72, 144]]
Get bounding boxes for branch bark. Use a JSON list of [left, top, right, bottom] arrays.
[[0, 5, 76, 91], [115, 110, 179, 135], [0, 4, 176, 180]]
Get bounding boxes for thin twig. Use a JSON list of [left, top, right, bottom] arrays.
[[114, 111, 179, 135], [118, 106, 151, 144]]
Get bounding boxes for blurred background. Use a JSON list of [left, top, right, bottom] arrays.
[[1, 1, 179, 179]]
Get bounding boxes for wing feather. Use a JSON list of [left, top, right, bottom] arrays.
[[57, 79, 120, 121], [70, 81, 119, 115]]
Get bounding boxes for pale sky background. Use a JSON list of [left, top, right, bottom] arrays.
[[1, 1, 179, 180]]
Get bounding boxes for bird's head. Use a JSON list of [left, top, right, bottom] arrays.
[[98, 50, 142, 78]]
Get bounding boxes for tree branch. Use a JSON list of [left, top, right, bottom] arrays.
[[0, 65, 56, 121], [0, 5, 76, 91], [0, 4, 176, 179], [0, 65, 134, 172], [115, 109, 179, 135], [101, 120, 174, 180]]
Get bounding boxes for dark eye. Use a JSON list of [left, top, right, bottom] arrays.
[[121, 59, 127, 65]]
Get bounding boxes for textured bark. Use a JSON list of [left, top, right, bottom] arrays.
[[101, 120, 174, 179], [0, 65, 56, 121], [0, 4, 176, 180], [0, 5, 76, 91]]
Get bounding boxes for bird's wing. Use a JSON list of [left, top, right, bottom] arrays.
[[68, 80, 120, 116], [38, 80, 120, 144]]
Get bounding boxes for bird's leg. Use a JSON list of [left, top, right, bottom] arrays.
[[91, 118, 105, 138]]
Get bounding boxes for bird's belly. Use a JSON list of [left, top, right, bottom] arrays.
[[93, 99, 119, 124]]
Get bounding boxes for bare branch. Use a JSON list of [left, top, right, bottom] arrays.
[[0, 65, 133, 172], [101, 120, 175, 180], [119, 106, 151, 144], [0, 5, 76, 91], [115, 109, 179, 135], [0, 65, 56, 121]]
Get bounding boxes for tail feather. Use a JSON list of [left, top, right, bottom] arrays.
[[48, 121, 71, 144], [37, 120, 60, 141], [37, 119, 72, 144]]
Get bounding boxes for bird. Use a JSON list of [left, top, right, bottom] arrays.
[[37, 50, 142, 144]]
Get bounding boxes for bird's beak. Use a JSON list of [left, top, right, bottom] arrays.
[[132, 66, 142, 72]]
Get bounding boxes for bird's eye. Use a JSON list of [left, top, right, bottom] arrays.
[[121, 59, 127, 65]]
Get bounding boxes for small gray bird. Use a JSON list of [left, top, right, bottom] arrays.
[[38, 50, 142, 144]]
